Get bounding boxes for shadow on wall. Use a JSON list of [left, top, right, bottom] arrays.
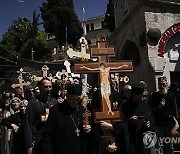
[[118, 40, 156, 93]]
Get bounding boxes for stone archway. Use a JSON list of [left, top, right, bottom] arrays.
[[119, 40, 141, 67], [158, 22, 180, 57]]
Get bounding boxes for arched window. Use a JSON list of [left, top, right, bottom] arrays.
[[86, 24, 90, 31], [91, 23, 94, 31], [123, 41, 141, 67]]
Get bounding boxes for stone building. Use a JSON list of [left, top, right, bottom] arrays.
[[82, 15, 111, 46], [44, 15, 112, 61], [112, 0, 180, 92]]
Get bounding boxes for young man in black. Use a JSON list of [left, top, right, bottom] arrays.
[[24, 78, 57, 154]]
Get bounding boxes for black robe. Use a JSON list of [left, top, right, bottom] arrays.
[[149, 91, 179, 128], [112, 115, 130, 154], [86, 93, 129, 154], [41, 101, 85, 154], [121, 99, 154, 154], [1, 111, 26, 154], [85, 92, 110, 154], [24, 96, 58, 150]]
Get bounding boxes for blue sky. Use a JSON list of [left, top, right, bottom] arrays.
[[0, 0, 108, 39]]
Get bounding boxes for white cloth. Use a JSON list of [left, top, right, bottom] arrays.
[[101, 83, 111, 96]]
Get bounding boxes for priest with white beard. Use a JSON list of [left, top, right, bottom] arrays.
[[148, 76, 179, 154]]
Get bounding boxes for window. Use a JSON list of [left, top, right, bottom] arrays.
[[91, 23, 94, 31], [86, 24, 90, 31]]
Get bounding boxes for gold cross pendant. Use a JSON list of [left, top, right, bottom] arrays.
[[75, 127, 80, 137]]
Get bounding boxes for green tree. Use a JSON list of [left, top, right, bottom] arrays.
[[20, 31, 50, 60], [40, 0, 83, 47], [0, 15, 50, 61], [0, 18, 30, 56], [104, 0, 115, 32]]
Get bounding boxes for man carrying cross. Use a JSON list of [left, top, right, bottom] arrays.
[[81, 62, 128, 115]]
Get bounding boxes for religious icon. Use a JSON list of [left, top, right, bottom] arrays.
[[80, 62, 128, 115]]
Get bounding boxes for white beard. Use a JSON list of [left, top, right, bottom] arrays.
[[159, 88, 168, 94]]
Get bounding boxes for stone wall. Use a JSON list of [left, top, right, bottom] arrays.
[[145, 5, 180, 88], [113, 0, 180, 92], [145, 6, 180, 59], [83, 16, 111, 46], [113, 0, 141, 28], [113, 4, 155, 92]]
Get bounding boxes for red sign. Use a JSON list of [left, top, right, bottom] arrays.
[[158, 23, 180, 57]]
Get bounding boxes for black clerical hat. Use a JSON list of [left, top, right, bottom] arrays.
[[131, 83, 145, 95], [170, 82, 179, 89], [169, 82, 179, 91], [66, 84, 82, 95]]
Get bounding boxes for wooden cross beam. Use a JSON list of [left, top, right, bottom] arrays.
[[74, 40, 133, 123]]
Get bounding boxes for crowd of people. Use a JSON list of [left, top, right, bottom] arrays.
[[0, 75, 180, 154]]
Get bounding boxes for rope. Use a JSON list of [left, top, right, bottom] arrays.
[[0, 55, 17, 65], [0, 44, 19, 60]]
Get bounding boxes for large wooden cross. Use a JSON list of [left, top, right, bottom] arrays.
[[11, 68, 31, 96], [74, 40, 133, 123]]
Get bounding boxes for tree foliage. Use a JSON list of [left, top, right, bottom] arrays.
[[40, 0, 83, 47], [0, 18, 31, 55], [104, 0, 115, 32], [0, 14, 50, 61]]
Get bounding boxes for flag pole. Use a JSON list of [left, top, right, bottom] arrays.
[[65, 27, 68, 60], [81, 6, 88, 95], [82, 6, 85, 22], [82, 7, 86, 36]]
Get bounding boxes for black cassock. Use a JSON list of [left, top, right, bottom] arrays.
[[149, 91, 179, 127], [41, 101, 85, 154], [1, 112, 26, 154], [121, 99, 154, 154], [24, 97, 58, 151]]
